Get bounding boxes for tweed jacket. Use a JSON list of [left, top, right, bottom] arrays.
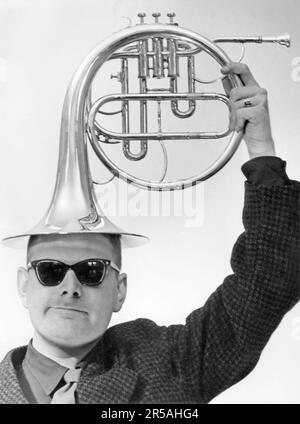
[[0, 180, 299, 404]]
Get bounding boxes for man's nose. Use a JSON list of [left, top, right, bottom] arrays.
[[59, 269, 83, 298]]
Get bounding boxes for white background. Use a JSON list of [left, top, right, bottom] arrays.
[[0, 0, 300, 403]]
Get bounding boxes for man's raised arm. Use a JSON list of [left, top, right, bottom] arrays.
[[136, 64, 300, 403]]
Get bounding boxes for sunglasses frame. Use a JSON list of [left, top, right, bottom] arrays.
[[27, 258, 121, 287]]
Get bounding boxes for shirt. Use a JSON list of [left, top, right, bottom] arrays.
[[17, 341, 68, 404]]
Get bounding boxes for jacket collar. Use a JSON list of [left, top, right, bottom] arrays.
[[0, 340, 140, 404]]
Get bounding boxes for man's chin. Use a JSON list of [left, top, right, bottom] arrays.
[[41, 324, 103, 350]]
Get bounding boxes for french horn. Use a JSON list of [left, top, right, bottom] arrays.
[[2, 13, 291, 248]]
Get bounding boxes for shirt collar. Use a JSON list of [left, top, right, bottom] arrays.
[[24, 341, 68, 396]]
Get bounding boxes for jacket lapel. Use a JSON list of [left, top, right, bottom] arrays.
[[77, 336, 140, 404], [77, 364, 139, 404], [0, 344, 139, 404]]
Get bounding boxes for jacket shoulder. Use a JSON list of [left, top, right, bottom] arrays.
[[0, 346, 26, 371], [0, 346, 28, 404], [106, 317, 166, 342], [103, 317, 174, 357]]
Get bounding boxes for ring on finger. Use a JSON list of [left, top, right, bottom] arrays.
[[244, 100, 252, 107]]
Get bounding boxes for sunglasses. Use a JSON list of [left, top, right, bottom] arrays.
[[27, 259, 120, 287]]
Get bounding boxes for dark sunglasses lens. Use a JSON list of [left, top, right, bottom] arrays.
[[36, 261, 66, 286], [74, 260, 106, 286]]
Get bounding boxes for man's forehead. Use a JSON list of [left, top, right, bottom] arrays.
[[28, 233, 115, 262]]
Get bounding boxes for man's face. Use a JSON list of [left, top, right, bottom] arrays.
[[17, 233, 126, 350]]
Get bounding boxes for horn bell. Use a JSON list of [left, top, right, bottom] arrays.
[[2, 27, 151, 250]]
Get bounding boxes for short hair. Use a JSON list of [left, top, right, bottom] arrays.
[[102, 233, 122, 269], [27, 233, 122, 269]]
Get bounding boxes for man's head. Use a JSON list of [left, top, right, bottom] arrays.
[[17, 233, 127, 351]]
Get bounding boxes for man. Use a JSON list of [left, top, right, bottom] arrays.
[[0, 63, 299, 404]]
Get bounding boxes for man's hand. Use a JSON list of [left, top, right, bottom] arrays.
[[221, 62, 276, 159]]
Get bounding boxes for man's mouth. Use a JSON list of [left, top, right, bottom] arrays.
[[50, 306, 88, 315]]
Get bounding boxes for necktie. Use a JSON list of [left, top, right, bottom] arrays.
[[51, 368, 82, 404]]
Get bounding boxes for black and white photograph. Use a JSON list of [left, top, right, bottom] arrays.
[[0, 0, 299, 406]]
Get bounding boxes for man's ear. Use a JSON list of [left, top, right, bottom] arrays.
[[17, 266, 29, 309], [113, 273, 127, 312]]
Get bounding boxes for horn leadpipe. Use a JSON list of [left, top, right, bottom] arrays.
[[214, 34, 290, 48]]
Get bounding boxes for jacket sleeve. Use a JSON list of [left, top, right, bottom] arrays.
[[241, 155, 291, 187], [157, 172, 300, 403]]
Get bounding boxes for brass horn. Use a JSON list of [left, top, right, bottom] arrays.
[[2, 13, 291, 248]]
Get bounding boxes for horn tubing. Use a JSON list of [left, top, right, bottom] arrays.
[[88, 92, 231, 140], [54, 24, 242, 196]]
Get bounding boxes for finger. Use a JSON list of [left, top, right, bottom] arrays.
[[221, 62, 260, 87], [234, 104, 265, 128], [230, 87, 266, 102], [232, 105, 261, 132], [228, 108, 236, 131], [235, 111, 246, 133], [233, 95, 261, 110], [222, 76, 232, 97]]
